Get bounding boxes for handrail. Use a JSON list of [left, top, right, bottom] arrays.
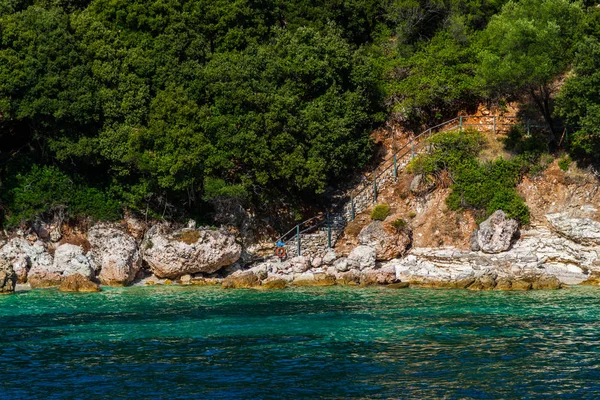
[[274, 114, 581, 254], [277, 212, 328, 243], [348, 117, 460, 201]]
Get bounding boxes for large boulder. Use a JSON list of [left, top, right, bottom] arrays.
[[472, 210, 519, 253], [143, 226, 242, 279], [322, 250, 338, 265], [360, 265, 398, 285], [261, 276, 288, 289], [0, 258, 17, 294], [28, 243, 93, 288], [347, 245, 376, 269], [0, 238, 53, 283], [59, 274, 101, 293], [222, 271, 260, 289], [87, 224, 141, 286], [358, 221, 411, 261], [546, 213, 600, 246], [289, 256, 310, 273]]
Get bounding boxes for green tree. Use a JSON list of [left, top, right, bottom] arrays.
[[476, 0, 584, 139], [555, 32, 600, 161]]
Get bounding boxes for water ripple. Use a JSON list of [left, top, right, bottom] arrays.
[[1, 286, 600, 398]]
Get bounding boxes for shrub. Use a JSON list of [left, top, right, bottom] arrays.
[[407, 129, 485, 175], [408, 211, 417, 218], [391, 218, 408, 232], [558, 155, 571, 172], [371, 204, 391, 221], [410, 129, 530, 225]]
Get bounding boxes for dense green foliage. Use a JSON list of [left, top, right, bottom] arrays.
[[555, 8, 600, 162], [409, 130, 530, 224], [3, 165, 121, 225], [371, 203, 391, 221], [0, 0, 387, 225], [0, 0, 598, 227]]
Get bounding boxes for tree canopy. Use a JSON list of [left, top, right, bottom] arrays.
[[0, 0, 597, 227]]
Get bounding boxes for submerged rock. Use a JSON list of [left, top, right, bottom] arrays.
[[59, 274, 101, 293], [0, 258, 17, 294], [88, 224, 141, 286], [386, 282, 410, 289], [143, 226, 242, 279]]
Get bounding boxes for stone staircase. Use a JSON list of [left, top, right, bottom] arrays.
[[276, 115, 537, 257]]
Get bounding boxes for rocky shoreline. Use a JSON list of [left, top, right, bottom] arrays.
[[2, 205, 600, 294]]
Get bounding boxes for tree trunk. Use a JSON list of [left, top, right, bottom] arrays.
[[530, 85, 557, 149]]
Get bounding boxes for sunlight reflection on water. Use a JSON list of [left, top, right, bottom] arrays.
[[1, 286, 600, 398]]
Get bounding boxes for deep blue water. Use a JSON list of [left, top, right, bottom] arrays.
[[2, 285, 600, 399]]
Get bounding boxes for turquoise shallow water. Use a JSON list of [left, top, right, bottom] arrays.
[[2, 286, 600, 399]]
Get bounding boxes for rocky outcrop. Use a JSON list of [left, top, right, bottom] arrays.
[[28, 244, 93, 288], [0, 238, 53, 283], [358, 221, 411, 261], [262, 277, 288, 289], [546, 212, 600, 246], [358, 265, 398, 285], [143, 226, 242, 279], [59, 274, 101, 293], [389, 224, 593, 288], [88, 224, 141, 286], [222, 271, 260, 289], [471, 210, 519, 253], [0, 258, 17, 294], [347, 245, 376, 269]]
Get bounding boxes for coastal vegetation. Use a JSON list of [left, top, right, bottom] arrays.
[[408, 130, 530, 224], [0, 0, 599, 227]]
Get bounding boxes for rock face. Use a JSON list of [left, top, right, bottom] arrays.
[[29, 243, 93, 288], [143, 226, 242, 279], [472, 210, 519, 253], [347, 245, 376, 269], [0, 238, 53, 283], [546, 213, 600, 245], [88, 224, 141, 286], [358, 221, 411, 261], [0, 258, 17, 294], [289, 256, 310, 273], [388, 223, 599, 288], [59, 274, 101, 293]]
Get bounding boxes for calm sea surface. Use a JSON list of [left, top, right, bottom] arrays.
[[1, 285, 600, 399]]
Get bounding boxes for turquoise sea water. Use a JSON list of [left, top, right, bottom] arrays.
[[2, 286, 600, 399]]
